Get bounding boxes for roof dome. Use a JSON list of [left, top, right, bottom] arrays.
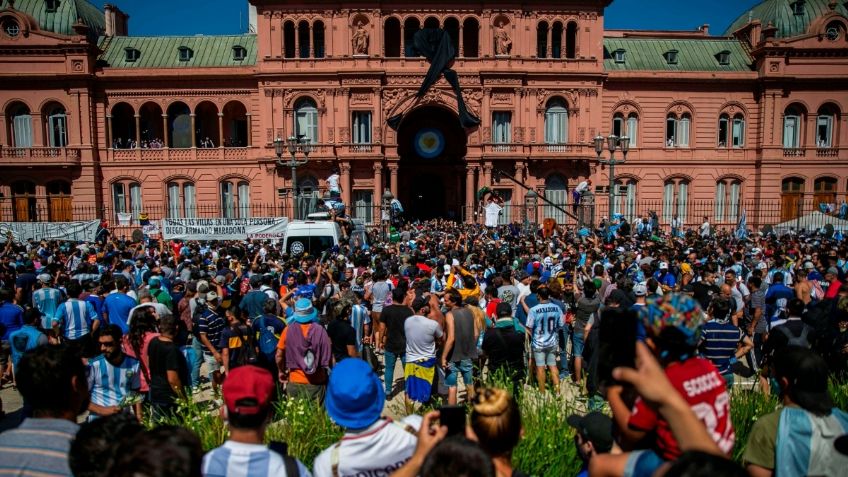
[[725, 0, 848, 38], [1, 0, 104, 40]]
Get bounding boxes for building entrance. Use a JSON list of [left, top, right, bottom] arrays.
[[396, 106, 467, 221]]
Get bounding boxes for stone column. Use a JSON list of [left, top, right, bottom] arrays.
[[340, 162, 351, 206], [482, 162, 492, 188], [162, 114, 169, 147], [546, 27, 553, 58], [217, 112, 225, 147], [134, 114, 141, 149], [373, 162, 383, 210], [309, 25, 314, 58], [106, 115, 113, 149], [515, 161, 525, 209], [246, 113, 252, 147], [465, 164, 476, 223], [459, 24, 464, 57], [190, 114, 196, 148], [388, 162, 399, 198], [31, 113, 44, 146], [400, 24, 405, 57]]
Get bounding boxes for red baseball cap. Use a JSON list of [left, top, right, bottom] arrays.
[[222, 366, 275, 415]]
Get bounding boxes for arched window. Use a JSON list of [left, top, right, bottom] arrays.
[[222, 101, 248, 147], [817, 103, 839, 148], [536, 21, 548, 58], [627, 113, 638, 147], [9, 103, 32, 148], [781, 177, 805, 221], [167, 102, 191, 148], [112, 180, 142, 223], [138, 102, 164, 147], [462, 18, 479, 57], [294, 98, 318, 143], [220, 181, 235, 218], [551, 22, 563, 59], [12, 180, 36, 222], [612, 113, 624, 138], [665, 112, 690, 147], [715, 178, 742, 223], [423, 17, 439, 29], [47, 180, 72, 221], [167, 180, 196, 218], [719, 113, 744, 148], [544, 174, 568, 223], [313, 20, 325, 58], [814, 177, 838, 208], [783, 105, 804, 148], [110, 103, 136, 148], [384, 18, 401, 57], [663, 178, 689, 223], [404, 18, 421, 57], [195, 101, 219, 148], [545, 98, 568, 145], [283, 21, 296, 58], [298, 20, 310, 58], [444, 17, 460, 53], [614, 178, 637, 221], [45, 104, 67, 148], [220, 180, 250, 218], [565, 22, 578, 59]]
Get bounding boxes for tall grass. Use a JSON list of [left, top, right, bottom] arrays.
[[266, 396, 343, 466], [728, 389, 779, 462]]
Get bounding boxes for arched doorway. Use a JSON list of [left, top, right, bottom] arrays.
[[397, 105, 467, 220]]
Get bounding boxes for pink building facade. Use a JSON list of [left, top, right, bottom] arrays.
[[1, 0, 847, 229]]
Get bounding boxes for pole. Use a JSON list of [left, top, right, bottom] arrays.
[[291, 160, 298, 220], [608, 150, 616, 220]]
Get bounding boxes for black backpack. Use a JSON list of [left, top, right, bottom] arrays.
[[776, 325, 812, 349], [268, 441, 301, 477]]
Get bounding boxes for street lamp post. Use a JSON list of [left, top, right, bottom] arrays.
[[382, 189, 394, 240], [594, 134, 629, 219], [275, 136, 311, 219]]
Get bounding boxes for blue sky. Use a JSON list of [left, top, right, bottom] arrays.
[[113, 0, 763, 37]]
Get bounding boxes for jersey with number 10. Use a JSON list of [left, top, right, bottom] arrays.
[[628, 356, 735, 460], [526, 302, 564, 349]]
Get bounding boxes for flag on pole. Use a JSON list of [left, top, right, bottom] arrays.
[[736, 208, 748, 240]]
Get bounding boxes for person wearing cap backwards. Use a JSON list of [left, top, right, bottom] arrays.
[[568, 411, 620, 477], [32, 272, 63, 331], [202, 365, 311, 477], [313, 358, 422, 477], [598, 294, 734, 477], [743, 347, 848, 477]]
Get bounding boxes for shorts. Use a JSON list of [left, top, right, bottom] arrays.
[[532, 346, 557, 367], [572, 331, 586, 358], [444, 359, 473, 388], [623, 449, 665, 477], [202, 352, 221, 378]]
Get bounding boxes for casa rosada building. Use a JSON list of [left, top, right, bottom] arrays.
[[1, 0, 847, 229]]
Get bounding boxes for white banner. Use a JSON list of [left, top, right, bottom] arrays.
[[0, 220, 100, 243], [142, 222, 160, 239], [161, 217, 289, 241]]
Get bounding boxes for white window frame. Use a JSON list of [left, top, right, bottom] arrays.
[[238, 182, 250, 218], [352, 111, 372, 144], [663, 180, 688, 223], [817, 114, 833, 148], [612, 114, 624, 138], [47, 108, 67, 147], [353, 190, 373, 223], [544, 101, 568, 144], [168, 182, 181, 218], [12, 108, 32, 148], [732, 115, 745, 148], [492, 111, 512, 144], [221, 182, 235, 218], [294, 99, 319, 144], [184, 183, 196, 218], [626, 113, 638, 147], [784, 112, 801, 148]]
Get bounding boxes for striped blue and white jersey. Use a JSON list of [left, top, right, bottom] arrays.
[[32, 287, 63, 329], [202, 441, 312, 477], [526, 301, 564, 349], [350, 303, 371, 352], [87, 354, 140, 414], [55, 298, 99, 339]]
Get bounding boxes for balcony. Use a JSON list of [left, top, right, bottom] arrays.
[[783, 148, 806, 157], [816, 148, 838, 157], [482, 143, 524, 157], [528, 143, 594, 159], [337, 143, 382, 156], [0, 146, 81, 166], [105, 147, 254, 162]]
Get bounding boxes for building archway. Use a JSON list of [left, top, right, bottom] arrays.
[[397, 105, 467, 220]]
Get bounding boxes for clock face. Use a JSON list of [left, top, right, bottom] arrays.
[[414, 128, 445, 159]]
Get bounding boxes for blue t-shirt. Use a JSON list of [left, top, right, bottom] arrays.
[[526, 301, 564, 349], [103, 293, 137, 334], [0, 302, 24, 340]]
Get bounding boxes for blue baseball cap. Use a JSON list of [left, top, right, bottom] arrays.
[[325, 358, 385, 429]]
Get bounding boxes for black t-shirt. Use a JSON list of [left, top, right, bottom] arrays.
[[692, 281, 720, 310], [327, 319, 357, 363], [380, 304, 413, 355], [148, 337, 189, 405], [481, 327, 526, 377]]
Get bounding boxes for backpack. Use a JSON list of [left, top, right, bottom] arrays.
[[232, 324, 259, 367], [255, 315, 283, 361], [776, 325, 812, 349], [268, 442, 301, 477]]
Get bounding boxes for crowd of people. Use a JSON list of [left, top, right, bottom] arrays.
[[0, 212, 847, 476]]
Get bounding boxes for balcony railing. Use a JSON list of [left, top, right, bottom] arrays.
[[817, 148, 838, 157], [105, 147, 253, 162], [0, 146, 81, 165], [783, 148, 806, 157]]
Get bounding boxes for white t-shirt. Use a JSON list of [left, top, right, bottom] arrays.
[[700, 221, 710, 237], [312, 415, 422, 477], [404, 314, 444, 362], [484, 202, 503, 228], [202, 441, 312, 477], [327, 174, 340, 193]]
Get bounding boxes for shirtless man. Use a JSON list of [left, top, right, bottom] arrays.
[[794, 268, 813, 305]]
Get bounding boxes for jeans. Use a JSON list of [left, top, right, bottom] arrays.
[[190, 338, 203, 387], [384, 350, 406, 394], [181, 345, 198, 388], [559, 327, 572, 377]]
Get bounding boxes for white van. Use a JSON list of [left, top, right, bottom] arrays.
[[282, 220, 343, 256]]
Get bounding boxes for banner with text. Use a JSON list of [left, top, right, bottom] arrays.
[[161, 217, 289, 241], [0, 220, 100, 243]]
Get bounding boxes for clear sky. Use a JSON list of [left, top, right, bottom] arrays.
[[112, 0, 764, 37]]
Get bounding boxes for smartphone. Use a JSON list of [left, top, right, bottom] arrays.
[[597, 308, 638, 386], [438, 405, 466, 436]]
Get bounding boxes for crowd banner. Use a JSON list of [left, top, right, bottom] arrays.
[[161, 217, 289, 241], [0, 220, 100, 243]]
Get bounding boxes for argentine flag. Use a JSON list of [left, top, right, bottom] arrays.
[[736, 208, 748, 240]]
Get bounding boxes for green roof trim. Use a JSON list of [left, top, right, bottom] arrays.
[[1, 0, 104, 41], [603, 38, 753, 72], [725, 0, 848, 38], [97, 35, 257, 68]]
